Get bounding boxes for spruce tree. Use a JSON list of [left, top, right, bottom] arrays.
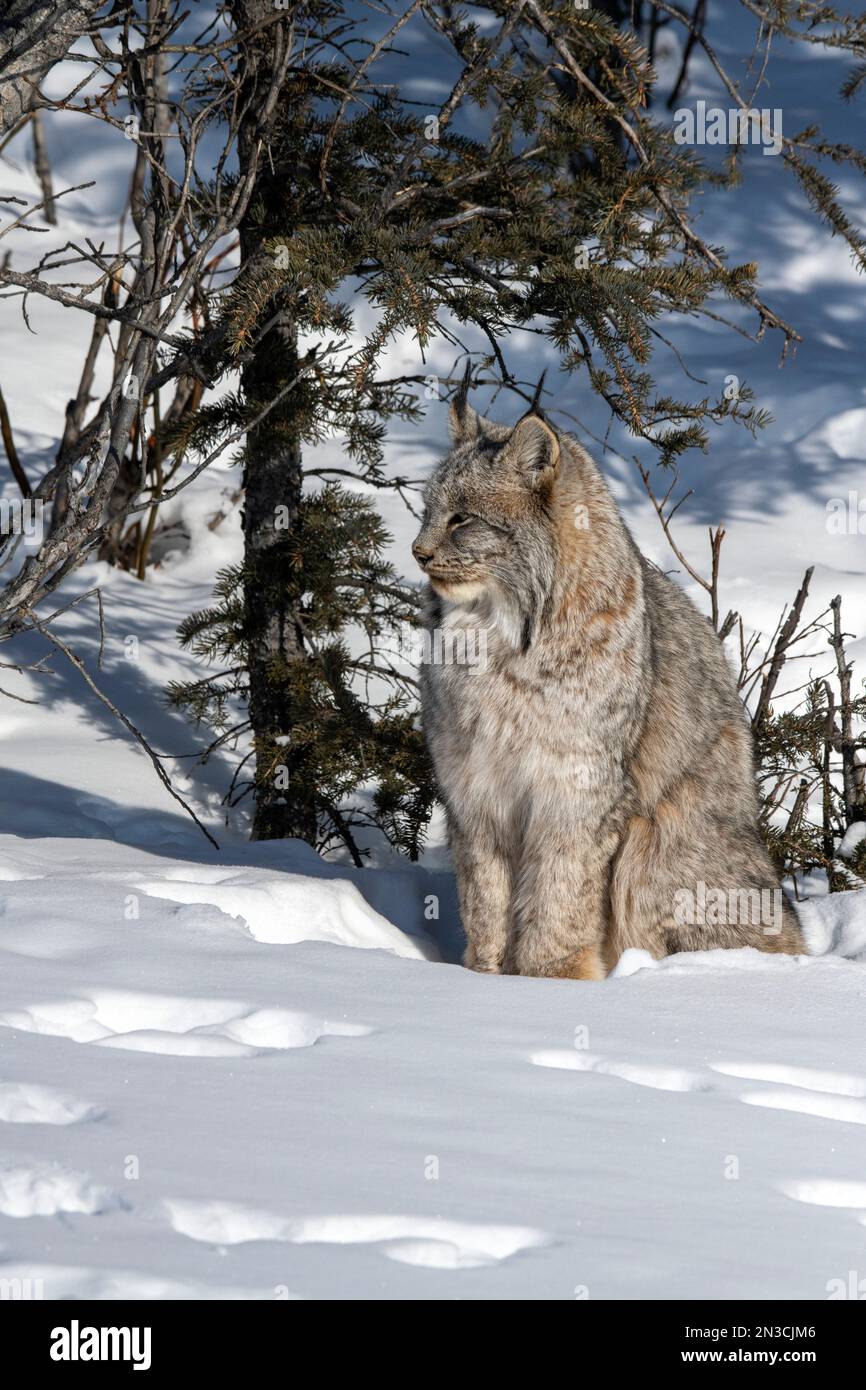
[[169, 1, 866, 858]]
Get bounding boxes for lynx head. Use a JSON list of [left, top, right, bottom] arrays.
[[412, 377, 562, 623]]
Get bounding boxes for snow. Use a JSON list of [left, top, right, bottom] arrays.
[[0, 832, 864, 1300], [0, 3, 865, 1300], [839, 823, 866, 861]]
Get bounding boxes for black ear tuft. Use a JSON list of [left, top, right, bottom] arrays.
[[449, 359, 480, 442], [452, 359, 472, 416], [528, 369, 548, 418]]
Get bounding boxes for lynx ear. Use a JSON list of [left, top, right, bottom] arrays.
[[448, 361, 480, 443], [449, 398, 482, 443], [505, 414, 560, 488]]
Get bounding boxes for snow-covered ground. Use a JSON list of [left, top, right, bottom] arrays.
[[0, 833, 865, 1300], [1, 4, 865, 1299]]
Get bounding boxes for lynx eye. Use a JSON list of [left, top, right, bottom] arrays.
[[448, 512, 471, 529]]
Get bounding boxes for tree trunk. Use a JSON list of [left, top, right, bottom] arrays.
[[0, 0, 104, 137], [231, 0, 317, 842]]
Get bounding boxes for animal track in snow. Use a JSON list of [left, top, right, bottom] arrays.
[[0, 861, 42, 882], [710, 1060, 866, 1124], [531, 1050, 711, 1093], [0, 990, 370, 1058], [0, 1082, 103, 1126], [741, 1090, 866, 1125], [533, 1051, 866, 1110], [0, 1160, 122, 1218], [165, 1200, 290, 1246], [779, 1178, 866, 1209], [305, 1216, 549, 1269], [164, 1199, 548, 1269], [712, 1060, 866, 1096], [0, 1261, 283, 1300]]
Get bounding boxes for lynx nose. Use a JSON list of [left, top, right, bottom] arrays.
[[412, 540, 435, 569]]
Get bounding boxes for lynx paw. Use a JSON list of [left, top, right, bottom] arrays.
[[462, 943, 503, 974], [554, 947, 606, 981]]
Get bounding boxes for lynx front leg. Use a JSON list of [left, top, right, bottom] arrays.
[[507, 832, 614, 981], [449, 818, 512, 973]]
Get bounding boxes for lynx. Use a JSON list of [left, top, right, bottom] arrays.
[[412, 383, 803, 979]]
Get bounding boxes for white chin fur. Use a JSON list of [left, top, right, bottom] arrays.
[[434, 579, 525, 651], [431, 578, 487, 605]]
